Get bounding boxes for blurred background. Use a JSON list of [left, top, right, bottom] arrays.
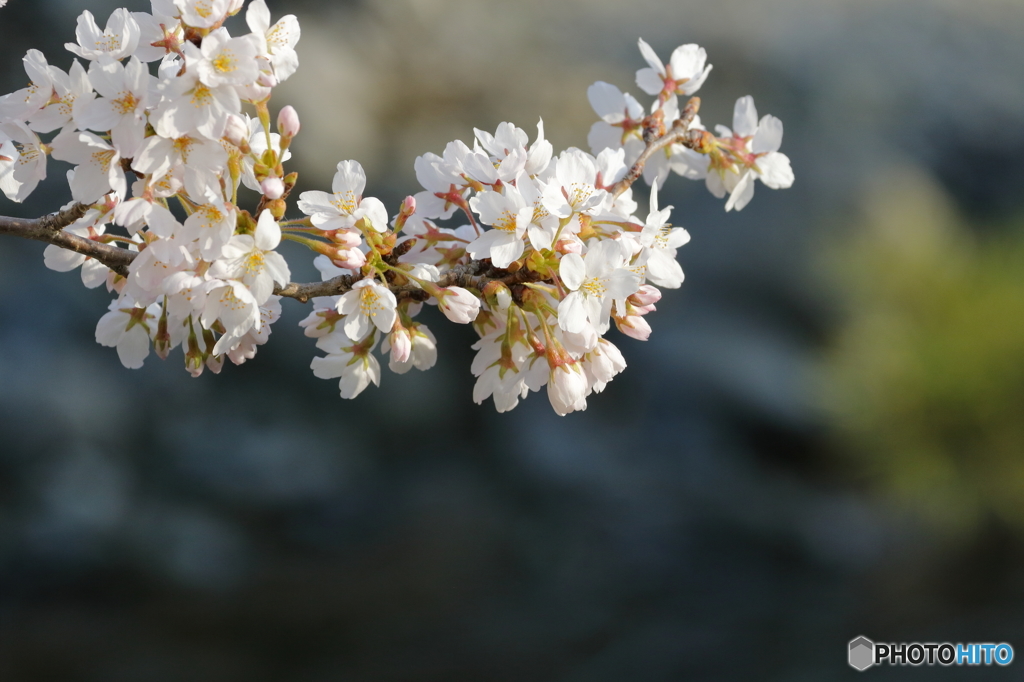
[[2, 0, 1024, 679]]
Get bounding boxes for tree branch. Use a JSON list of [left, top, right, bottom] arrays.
[[2, 103, 703, 302], [608, 96, 705, 198]]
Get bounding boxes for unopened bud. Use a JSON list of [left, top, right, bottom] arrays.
[[224, 114, 249, 150], [332, 229, 363, 248], [333, 247, 366, 270], [277, 105, 300, 140], [261, 176, 285, 199], [629, 284, 662, 307], [555, 238, 582, 255], [266, 199, 286, 219], [483, 281, 512, 312], [389, 325, 412, 365], [392, 195, 417, 232]]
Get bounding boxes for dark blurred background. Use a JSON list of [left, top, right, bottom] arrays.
[[2, 0, 1024, 679]]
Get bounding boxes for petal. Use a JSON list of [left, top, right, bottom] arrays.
[[254, 210, 281, 250], [752, 115, 783, 154], [732, 96, 758, 138], [559, 252, 586, 290]]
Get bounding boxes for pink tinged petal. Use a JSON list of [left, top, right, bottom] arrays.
[[254, 210, 281, 250], [560, 253, 586, 291], [752, 115, 784, 154], [732, 96, 759, 138], [725, 172, 756, 212], [587, 81, 626, 122], [757, 152, 794, 189]]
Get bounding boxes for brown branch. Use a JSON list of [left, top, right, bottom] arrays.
[[608, 96, 705, 198], [0, 205, 135, 277]]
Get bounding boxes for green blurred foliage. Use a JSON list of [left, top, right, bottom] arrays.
[[822, 170, 1024, 535]]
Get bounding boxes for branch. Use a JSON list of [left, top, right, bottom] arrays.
[[0, 204, 136, 277], [0, 208, 551, 304], [608, 96, 705, 198]]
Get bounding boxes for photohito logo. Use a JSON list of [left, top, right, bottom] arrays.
[[848, 636, 1014, 670]]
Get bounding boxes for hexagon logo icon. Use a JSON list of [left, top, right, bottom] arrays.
[[849, 636, 875, 671]]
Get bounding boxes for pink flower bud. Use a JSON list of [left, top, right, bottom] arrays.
[[277, 105, 300, 138], [224, 114, 248, 148], [389, 327, 412, 365], [615, 314, 652, 341], [555, 238, 582, 255], [630, 284, 662, 307], [436, 286, 480, 324], [332, 229, 363, 248], [261, 177, 285, 199], [333, 248, 366, 270]]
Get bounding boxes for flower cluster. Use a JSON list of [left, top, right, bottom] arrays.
[[0, 1, 793, 415]]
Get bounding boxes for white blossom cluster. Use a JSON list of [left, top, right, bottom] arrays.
[[0, 1, 793, 415]]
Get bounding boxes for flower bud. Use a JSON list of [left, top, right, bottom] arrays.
[[436, 286, 480, 324], [388, 325, 412, 365], [277, 105, 300, 142], [333, 248, 366, 270], [629, 284, 662, 307], [332, 229, 363, 248], [392, 195, 416, 232], [614, 314, 652, 341], [224, 114, 249, 149], [482, 281, 512, 312], [261, 177, 285, 199], [555, 238, 582, 255]]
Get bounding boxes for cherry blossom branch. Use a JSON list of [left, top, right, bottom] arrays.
[[608, 96, 705, 198], [0, 204, 136, 277], [0, 210, 548, 303]]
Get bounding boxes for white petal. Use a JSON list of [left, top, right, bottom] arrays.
[[559, 252, 586, 291]]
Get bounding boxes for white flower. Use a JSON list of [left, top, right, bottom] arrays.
[[297, 160, 388, 232], [708, 96, 794, 209], [586, 81, 646, 162], [132, 133, 227, 203], [312, 333, 381, 399], [209, 210, 290, 305], [0, 121, 47, 202], [582, 338, 626, 394], [557, 239, 641, 336], [336, 278, 398, 341], [246, 0, 301, 82], [185, 27, 259, 88], [77, 57, 152, 158], [635, 39, 712, 102], [174, 0, 232, 29], [49, 129, 127, 203], [27, 60, 93, 134], [151, 65, 240, 140], [181, 201, 236, 260], [547, 361, 588, 416], [466, 185, 533, 268], [0, 50, 54, 122], [95, 295, 159, 369], [131, 4, 184, 63], [65, 9, 140, 62], [542, 149, 607, 225], [637, 183, 689, 288], [199, 278, 261, 353]]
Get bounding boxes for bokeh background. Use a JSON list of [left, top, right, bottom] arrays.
[[2, 0, 1024, 679]]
